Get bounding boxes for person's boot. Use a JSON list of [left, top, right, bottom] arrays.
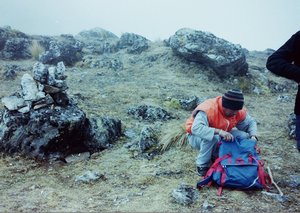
[[197, 166, 209, 176]]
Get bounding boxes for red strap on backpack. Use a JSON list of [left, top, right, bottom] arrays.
[[217, 186, 223, 196], [217, 168, 227, 196], [249, 155, 271, 191], [204, 154, 230, 179], [203, 154, 230, 195]]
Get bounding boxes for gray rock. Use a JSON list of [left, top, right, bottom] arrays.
[[288, 174, 300, 188], [168, 28, 248, 77], [2, 38, 31, 59], [0, 62, 122, 161], [83, 117, 122, 152], [1, 96, 25, 111], [65, 152, 90, 163], [75, 170, 103, 183], [119, 33, 149, 54], [172, 183, 199, 206], [127, 104, 174, 121], [33, 62, 48, 84], [179, 96, 199, 111], [21, 73, 45, 101], [76, 27, 120, 54], [39, 35, 83, 66], [0, 26, 31, 60], [139, 126, 157, 152]]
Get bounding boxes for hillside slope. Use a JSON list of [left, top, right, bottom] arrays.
[[0, 41, 299, 212]]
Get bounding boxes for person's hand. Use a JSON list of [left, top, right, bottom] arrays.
[[219, 130, 234, 141]]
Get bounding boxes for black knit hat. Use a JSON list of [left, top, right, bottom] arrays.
[[222, 89, 244, 110]]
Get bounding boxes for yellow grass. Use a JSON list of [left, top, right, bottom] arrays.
[[29, 40, 44, 60], [159, 123, 188, 152]]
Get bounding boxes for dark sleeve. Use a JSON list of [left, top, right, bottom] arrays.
[[266, 31, 300, 83]]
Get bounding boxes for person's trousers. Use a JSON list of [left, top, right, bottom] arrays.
[[188, 129, 250, 167]]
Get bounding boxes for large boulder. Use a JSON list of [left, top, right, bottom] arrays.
[[75, 27, 120, 54], [39, 34, 83, 66], [168, 28, 248, 77], [118, 33, 150, 54], [0, 26, 31, 60]]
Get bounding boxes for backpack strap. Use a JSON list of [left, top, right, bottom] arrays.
[[196, 154, 230, 190], [217, 164, 228, 196], [249, 155, 271, 191], [217, 186, 223, 196], [196, 175, 213, 189]]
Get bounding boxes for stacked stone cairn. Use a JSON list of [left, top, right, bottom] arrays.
[[0, 62, 121, 161]]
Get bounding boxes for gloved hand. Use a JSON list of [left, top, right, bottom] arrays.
[[219, 130, 234, 141]]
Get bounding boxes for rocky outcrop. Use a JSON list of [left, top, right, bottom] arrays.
[[127, 104, 174, 121], [118, 33, 149, 54], [38, 34, 83, 66], [0, 62, 122, 161], [0, 26, 83, 65], [76, 27, 120, 54], [0, 26, 31, 60], [168, 28, 248, 77], [77, 28, 150, 55]]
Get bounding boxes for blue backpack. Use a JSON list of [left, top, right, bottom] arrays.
[[197, 138, 270, 195]]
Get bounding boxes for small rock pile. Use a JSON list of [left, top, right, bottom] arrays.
[[0, 62, 121, 161]]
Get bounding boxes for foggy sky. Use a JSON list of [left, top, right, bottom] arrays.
[[1, 0, 299, 51]]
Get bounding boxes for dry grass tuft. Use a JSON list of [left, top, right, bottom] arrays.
[[159, 123, 188, 152], [29, 40, 44, 60]]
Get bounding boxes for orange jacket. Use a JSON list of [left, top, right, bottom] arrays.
[[185, 96, 247, 134]]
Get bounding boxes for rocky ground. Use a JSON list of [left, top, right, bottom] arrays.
[[0, 41, 299, 212]]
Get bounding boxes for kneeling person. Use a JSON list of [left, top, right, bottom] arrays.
[[185, 89, 258, 176]]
